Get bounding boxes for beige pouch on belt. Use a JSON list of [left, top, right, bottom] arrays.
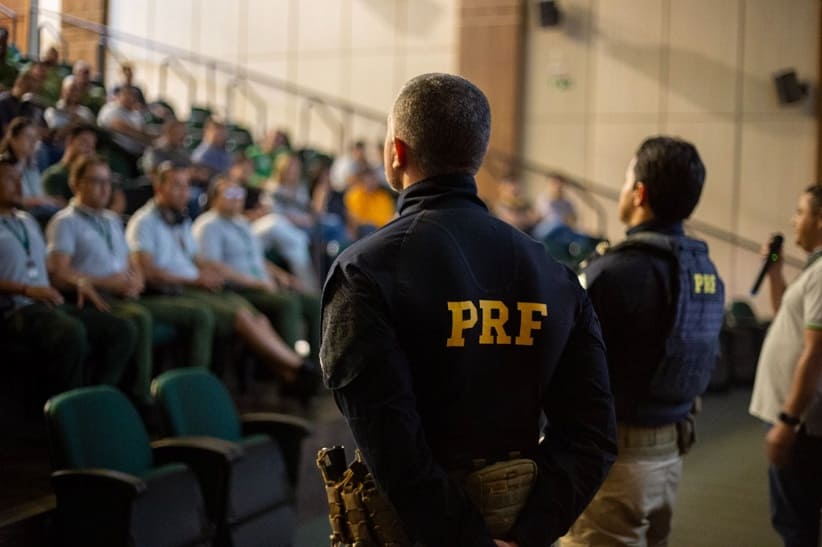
[[462, 459, 538, 538]]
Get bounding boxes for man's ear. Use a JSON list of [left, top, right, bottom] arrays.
[[393, 137, 408, 169], [633, 181, 648, 207]]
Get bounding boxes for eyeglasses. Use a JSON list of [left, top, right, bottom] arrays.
[[223, 186, 246, 200], [82, 176, 111, 186]]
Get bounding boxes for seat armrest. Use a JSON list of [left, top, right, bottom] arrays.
[[152, 436, 244, 466], [151, 436, 245, 523], [51, 469, 147, 545], [241, 412, 312, 442], [52, 468, 147, 500], [241, 413, 312, 489]]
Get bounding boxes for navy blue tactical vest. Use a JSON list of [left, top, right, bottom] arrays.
[[611, 233, 724, 418]]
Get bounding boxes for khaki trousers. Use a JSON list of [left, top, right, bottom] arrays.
[[561, 423, 683, 547]]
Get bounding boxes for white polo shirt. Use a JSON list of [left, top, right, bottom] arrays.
[[750, 252, 822, 435]]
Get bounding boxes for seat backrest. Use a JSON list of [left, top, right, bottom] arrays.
[[726, 299, 760, 328], [730, 299, 757, 319], [44, 386, 154, 475], [152, 369, 242, 442]]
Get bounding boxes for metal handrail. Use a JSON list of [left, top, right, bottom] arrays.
[[484, 149, 613, 236], [36, 7, 386, 124], [37, 20, 67, 59], [299, 99, 346, 156], [158, 56, 196, 113], [225, 78, 267, 135]]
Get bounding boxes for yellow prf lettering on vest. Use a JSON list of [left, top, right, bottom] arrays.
[[447, 300, 548, 347], [446, 301, 478, 347], [515, 302, 548, 346], [693, 273, 717, 295]]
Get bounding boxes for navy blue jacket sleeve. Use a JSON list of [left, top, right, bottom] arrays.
[[320, 264, 496, 547], [510, 287, 617, 546]]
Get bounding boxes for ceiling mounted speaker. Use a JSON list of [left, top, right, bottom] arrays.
[[773, 69, 809, 105], [538, 0, 562, 27]]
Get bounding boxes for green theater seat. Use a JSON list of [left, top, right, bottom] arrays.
[[152, 369, 312, 547], [44, 386, 215, 547], [152, 321, 177, 346]]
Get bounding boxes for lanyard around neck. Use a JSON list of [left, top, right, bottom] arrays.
[[223, 217, 262, 277], [1, 215, 30, 256], [75, 207, 114, 252]]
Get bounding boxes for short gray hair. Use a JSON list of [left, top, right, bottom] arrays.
[[391, 73, 491, 177]]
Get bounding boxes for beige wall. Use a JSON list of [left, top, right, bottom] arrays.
[[521, 0, 819, 311], [105, 0, 458, 156]]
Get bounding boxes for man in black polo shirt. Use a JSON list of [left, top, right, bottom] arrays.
[[563, 137, 724, 547]]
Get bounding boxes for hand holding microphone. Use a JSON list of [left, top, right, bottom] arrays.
[[750, 233, 784, 296]]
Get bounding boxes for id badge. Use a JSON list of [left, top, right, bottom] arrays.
[[26, 259, 38, 279]]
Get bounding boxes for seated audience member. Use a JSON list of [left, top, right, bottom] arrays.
[[493, 175, 540, 233], [1, 116, 59, 219], [39, 46, 65, 106], [229, 156, 269, 222], [42, 124, 97, 203], [191, 117, 232, 175], [97, 85, 153, 175], [329, 140, 368, 192], [245, 128, 290, 187], [251, 206, 318, 293], [0, 156, 137, 396], [268, 152, 316, 230], [62, 60, 105, 115], [0, 27, 19, 91], [0, 71, 44, 133], [533, 174, 578, 239], [110, 62, 146, 107], [310, 161, 348, 232], [270, 152, 350, 268], [193, 176, 320, 357], [47, 155, 216, 405], [343, 163, 395, 234], [126, 163, 319, 400], [140, 118, 192, 175], [44, 81, 96, 132]]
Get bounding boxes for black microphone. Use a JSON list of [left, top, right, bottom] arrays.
[[750, 233, 784, 296]]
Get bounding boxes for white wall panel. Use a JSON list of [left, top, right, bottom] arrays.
[[592, 0, 663, 115], [668, 0, 740, 115]]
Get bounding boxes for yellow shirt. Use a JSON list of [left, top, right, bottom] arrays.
[[344, 186, 396, 228]]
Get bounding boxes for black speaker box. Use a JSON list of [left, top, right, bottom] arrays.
[[774, 69, 808, 104], [538, 1, 561, 27]]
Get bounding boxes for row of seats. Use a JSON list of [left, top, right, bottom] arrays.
[[44, 369, 311, 547]]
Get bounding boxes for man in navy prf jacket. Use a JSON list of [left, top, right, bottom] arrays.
[[320, 72, 617, 547]]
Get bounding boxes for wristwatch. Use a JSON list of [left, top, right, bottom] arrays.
[[778, 411, 801, 427]]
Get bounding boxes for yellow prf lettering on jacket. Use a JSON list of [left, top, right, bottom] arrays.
[[479, 300, 512, 345], [515, 302, 548, 346], [693, 273, 717, 295], [447, 301, 478, 347], [447, 300, 548, 347]]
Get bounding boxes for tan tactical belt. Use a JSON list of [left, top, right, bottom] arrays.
[[316, 446, 537, 546]]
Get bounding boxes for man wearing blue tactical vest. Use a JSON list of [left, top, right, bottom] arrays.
[[320, 73, 617, 547], [563, 137, 725, 547]]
